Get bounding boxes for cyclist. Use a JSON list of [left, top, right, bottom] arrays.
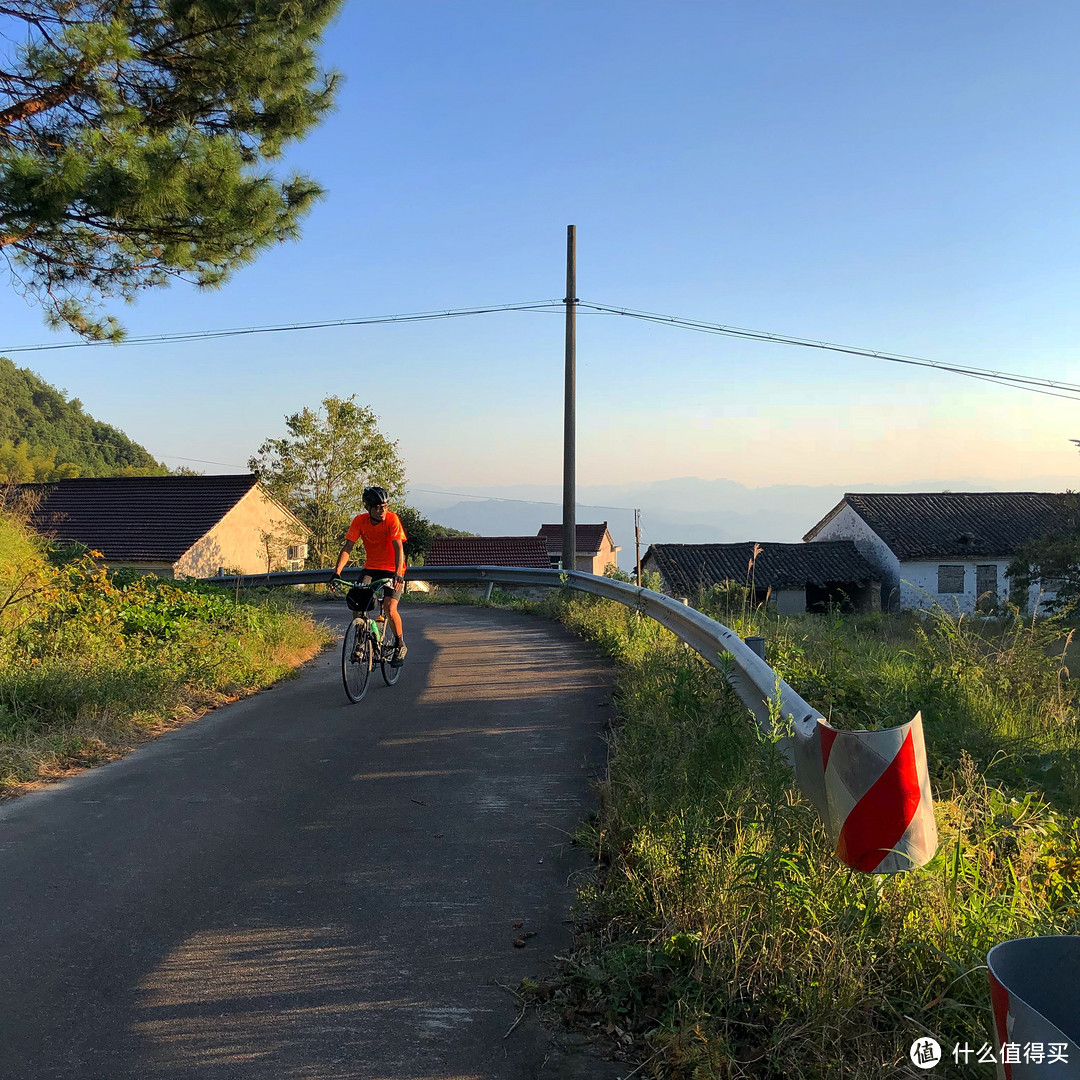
[[332, 486, 408, 666]]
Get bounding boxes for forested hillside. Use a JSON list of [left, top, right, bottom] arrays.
[[0, 357, 166, 481]]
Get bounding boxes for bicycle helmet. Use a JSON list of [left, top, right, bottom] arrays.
[[362, 485, 389, 508]]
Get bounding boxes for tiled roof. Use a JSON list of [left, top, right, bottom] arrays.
[[25, 474, 264, 562], [804, 492, 1075, 560], [424, 536, 552, 568], [537, 522, 610, 555], [643, 541, 879, 594]]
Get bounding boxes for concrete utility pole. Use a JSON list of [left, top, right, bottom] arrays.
[[635, 508, 642, 585], [562, 225, 577, 573]]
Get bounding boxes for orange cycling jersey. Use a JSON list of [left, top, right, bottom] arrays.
[[345, 510, 407, 572]]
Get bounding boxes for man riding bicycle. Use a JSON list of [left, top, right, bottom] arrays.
[[332, 486, 408, 667]]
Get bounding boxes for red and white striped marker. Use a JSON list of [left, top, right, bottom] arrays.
[[792, 712, 937, 873], [988, 936, 1080, 1079]]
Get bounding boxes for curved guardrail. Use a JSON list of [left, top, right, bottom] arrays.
[[205, 564, 937, 874]]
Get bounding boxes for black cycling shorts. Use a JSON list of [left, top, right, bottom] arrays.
[[362, 570, 403, 601]]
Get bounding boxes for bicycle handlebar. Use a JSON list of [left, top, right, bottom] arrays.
[[328, 575, 395, 596]]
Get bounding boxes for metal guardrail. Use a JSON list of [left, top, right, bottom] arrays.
[[205, 563, 937, 874]]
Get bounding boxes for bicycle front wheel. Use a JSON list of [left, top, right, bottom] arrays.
[[380, 619, 401, 686], [341, 619, 372, 703]]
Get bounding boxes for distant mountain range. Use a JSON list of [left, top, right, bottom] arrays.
[[408, 475, 1079, 568]]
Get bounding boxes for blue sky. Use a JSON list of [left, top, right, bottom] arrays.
[[3, 1, 1080, 490]]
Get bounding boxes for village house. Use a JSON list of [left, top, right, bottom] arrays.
[[804, 492, 1074, 613], [26, 474, 310, 578], [537, 522, 620, 573], [642, 540, 881, 614]]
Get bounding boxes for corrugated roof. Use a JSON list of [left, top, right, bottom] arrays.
[[537, 522, 610, 555], [643, 541, 879, 594], [424, 536, 552, 568], [804, 492, 1076, 560], [25, 474, 264, 562]]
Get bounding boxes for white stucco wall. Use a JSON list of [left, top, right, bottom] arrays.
[[899, 560, 999, 613], [900, 560, 1051, 614], [809, 504, 902, 609]]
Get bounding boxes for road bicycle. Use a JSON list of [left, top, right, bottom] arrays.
[[330, 576, 402, 703]]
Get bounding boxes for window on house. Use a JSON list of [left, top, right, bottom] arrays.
[[937, 565, 965, 593], [287, 544, 307, 562]]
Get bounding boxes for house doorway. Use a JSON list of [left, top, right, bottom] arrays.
[[976, 564, 998, 613]]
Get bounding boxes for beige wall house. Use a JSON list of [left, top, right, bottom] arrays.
[[537, 522, 620, 574], [27, 474, 309, 578]]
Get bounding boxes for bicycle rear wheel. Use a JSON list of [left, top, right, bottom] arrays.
[[380, 619, 401, 686], [341, 619, 372, 702]]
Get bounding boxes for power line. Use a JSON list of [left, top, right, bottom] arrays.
[[579, 300, 1080, 402], [155, 453, 249, 468], [4, 293, 1077, 401], [0, 300, 564, 354]]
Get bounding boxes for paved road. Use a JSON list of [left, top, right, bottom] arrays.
[[0, 604, 625, 1079]]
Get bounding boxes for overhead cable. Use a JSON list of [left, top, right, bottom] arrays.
[[408, 485, 636, 512], [0, 300, 564, 353], [578, 300, 1080, 402], [3, 293, 1078, 402]]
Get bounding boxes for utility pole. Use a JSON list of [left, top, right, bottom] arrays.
[[562, 225, 577, 573], [635, 508, 642, 585]]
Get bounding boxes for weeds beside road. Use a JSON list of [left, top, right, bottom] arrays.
[[428, 584, 1080, 1078], [0, 511, 330, 795]]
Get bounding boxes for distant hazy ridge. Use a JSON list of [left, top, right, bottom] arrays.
[[408, 475, 1079, 565]]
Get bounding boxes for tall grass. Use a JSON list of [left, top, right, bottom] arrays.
[[691, 584, 1080, 816], [528, 590, 1080, 1079], [0, 510, 330, 790]]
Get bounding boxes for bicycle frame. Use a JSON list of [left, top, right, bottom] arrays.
[[332, 576, 394, 646]]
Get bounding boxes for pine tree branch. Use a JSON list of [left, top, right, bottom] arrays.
[[0, 63, 89, 128]]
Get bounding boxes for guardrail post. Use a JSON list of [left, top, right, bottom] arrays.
[[484, 582, 494, 601], [744, 636, 766, 661]]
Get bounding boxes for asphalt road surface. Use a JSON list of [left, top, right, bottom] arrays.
[[0, 604, 627, 1080]]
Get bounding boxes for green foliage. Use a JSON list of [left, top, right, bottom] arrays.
[[1009, 494, 1080, 614], [396, 505, 433, 565], [0, 356, 165, 480], [0, 519, 329, 786], [526, 593, 1080, 1078], [395, 505, 476, 564], [0, 0, 342, 338], [0, 506, 49, 631], [249, 395, 407, 569]]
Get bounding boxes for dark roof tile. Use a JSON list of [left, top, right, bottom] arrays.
[[25, 474, 263, 562], [537, 522, 610, 555], [424, 536, 552, 568], [805, 492, 1075, 560]]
